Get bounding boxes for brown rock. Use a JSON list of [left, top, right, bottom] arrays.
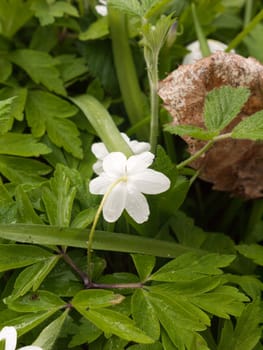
[[158, 51, 263, 198]]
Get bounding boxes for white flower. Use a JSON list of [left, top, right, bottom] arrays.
[[0, 326, 42, 350], [89, 151, 170, 223], [91, 133, 150, 175], [183, 39, 234, 64], [95, 0, 107, 16]]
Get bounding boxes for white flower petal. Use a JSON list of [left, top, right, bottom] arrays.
[[91, 142, 108, 160], [89, 174, 112, 194], [129, 140, 150, 154], [183, 39, 230, 65], [0, 326, 17, 350], [120, 133, 130, 143], [19, 346, 43, 350], [103, 152, 127, 177], [125, 188, 150, 223], [127, 152, 154, 174], [92, 160, 103, 175], [103, 182, 127, 222], [129, 169, 170, 194], [95, 4, 107, 16]]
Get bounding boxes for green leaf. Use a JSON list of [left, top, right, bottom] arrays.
[[141, 13, 175, 57], [0, 57, 12, 82], [10, 256, 60, 300], [218, 301, 263, 350], [0, 310, 56, 336], [191, 285, 248, 318], [149, 276, 223, 298], [108, 0, 144, 17], [0, 244, 53, 272], [33, 310, 69, 350], [56, 54, 88, 83], [204, 86, 250, 131], [103, 336, 129, 349], [26, 90, 82, 158], [227, 274, 263, 300], [71, 94, 132, 156], [69, 318, 102, 347], [131, 254, 155, 281], [9, 49, 66, 95], [236, 243, 263, 265], [0, 88, 27, 133], [244, 24, 263, 63], [79, 17, 109, 40], [148, 293, 208, 349], [0, 87, 27, 122], [72, 290, 125, 310], [0, 96, 17, 134], [150, 253, 235, 282], [164, 123, 217, 140], [131, 289, 160, 340], [232, 110, 263, 140], [170, 211, 207, 249], [149, 291, 210, 331], [15, 186, 43, 224], [80, 40, 119, 94], [42, 164, 77, 227], [0, 0, 33, 38], [0, 155, 51, 185], [0, 224, 204, 258], [108, 0, 171, 18], [31, 0, 79, 26], [128, 343, 163, 350], [0, 179, 17, 224], [71, 208, 97, 229], [77, 308, 154, 344], [5, 290, 65, 313], [0, 133, 50, 157]]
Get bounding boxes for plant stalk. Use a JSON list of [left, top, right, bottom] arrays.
[[108, 8, 148, 139], [87, 177, 126, 279], [176, 133, 232, 170], [226, 8, 263, 52], [149, 54, 159, 153], [191, 3, 211, 57]]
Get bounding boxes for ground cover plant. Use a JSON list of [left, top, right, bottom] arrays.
[[0, 0, 263, 349]]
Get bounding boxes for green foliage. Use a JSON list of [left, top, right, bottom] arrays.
[[31, 0, 79, 26], [9, 50, 66, 95], [232, 110, 263, 140], [0, 0, 262, 349], [204, 86, 250, 132], [26, 90, 82, 158], [164, 124, 218, 140], [0, 0, 33, 38], [42, 164, 77, 226]]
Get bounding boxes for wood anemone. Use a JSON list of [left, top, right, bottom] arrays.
[[158, 51, 263, 198]]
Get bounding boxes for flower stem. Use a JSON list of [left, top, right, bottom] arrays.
[[149, 54, 159, 153], [244, 0, 253, 27], [108, 8, 149, 139], [176, 133, 232, 170], [60, 248, 90, 288], [226, 8, 263, 52], [191, 3, 211, 57], [87, 177, 126, 279]]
